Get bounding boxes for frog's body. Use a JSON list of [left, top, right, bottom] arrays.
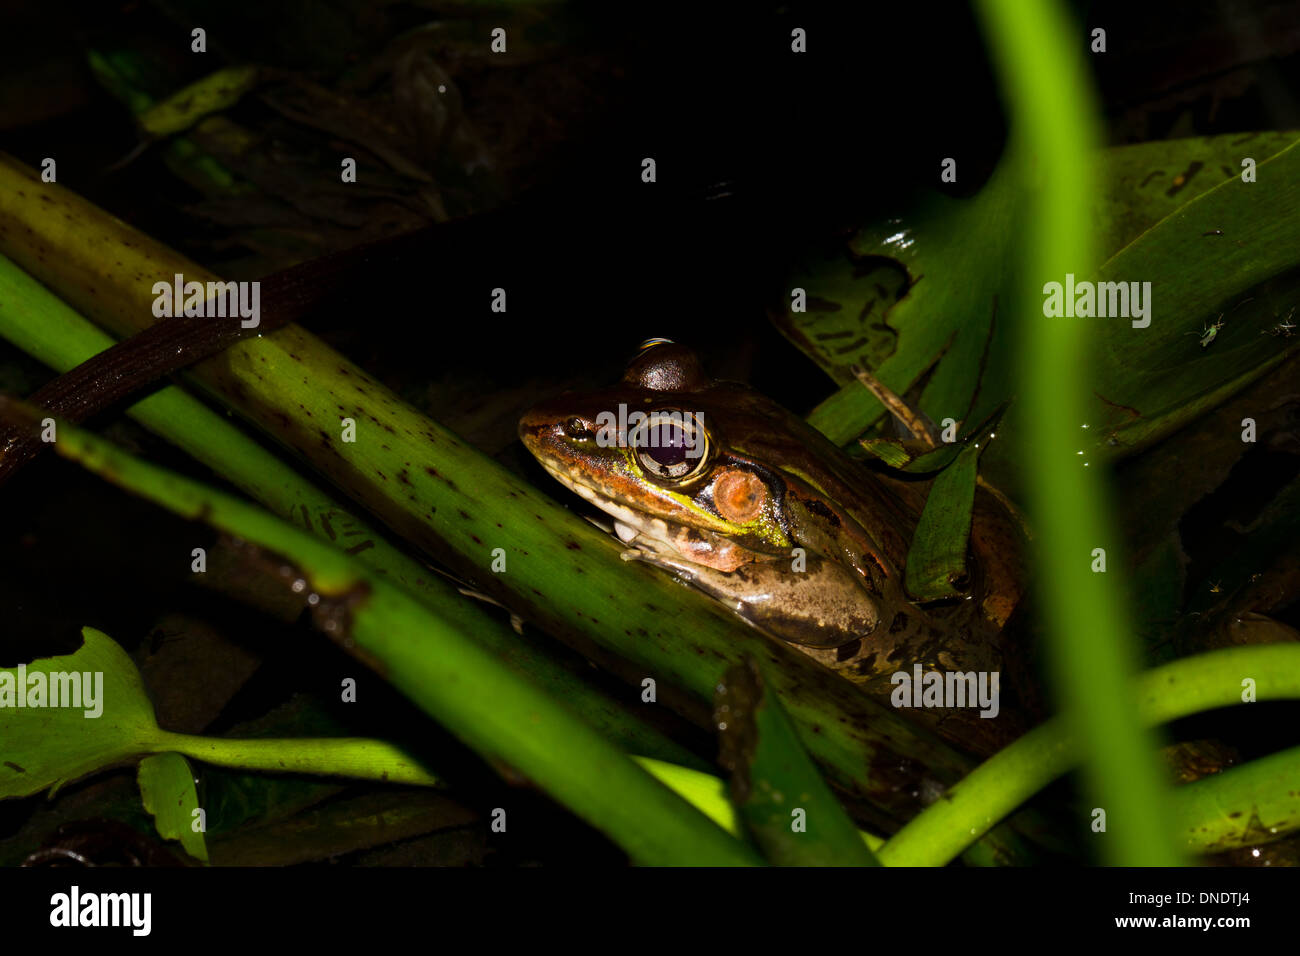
[[520, 342, 1027, 745]]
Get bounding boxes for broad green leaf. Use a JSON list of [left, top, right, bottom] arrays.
[[138, 752, 209, 862], [0, 628, 159, 799], [1079, 141, 1300, 457], [0, 627, 440, 800], [1097, 131, 1300, 255], [900, 443, 964, 473], [789, 155, 1018, 446], [860, 403, 1005, 599], [792, 135, 1300, 461]]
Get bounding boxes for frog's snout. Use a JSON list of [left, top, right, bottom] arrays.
[[518, 401, 580, 462], [516, 409, 553, 456]]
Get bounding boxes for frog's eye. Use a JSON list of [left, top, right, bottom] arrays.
[[631, 411, 709, 481]]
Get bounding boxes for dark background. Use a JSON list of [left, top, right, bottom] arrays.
[[2, 0, 1297, 388], [0, 0, 1297, 867]]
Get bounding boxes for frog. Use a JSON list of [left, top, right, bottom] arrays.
[[519, 340, 1029, 749]]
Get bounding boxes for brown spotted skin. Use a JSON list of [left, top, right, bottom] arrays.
[[520, 343, 1027, 750]]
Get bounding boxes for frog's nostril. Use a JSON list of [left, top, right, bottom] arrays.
[[563, 417, 594, 440]]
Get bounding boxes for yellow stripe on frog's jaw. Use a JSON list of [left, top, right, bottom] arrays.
[[609, 446, 794, 552], [536, 445, 792, 555]]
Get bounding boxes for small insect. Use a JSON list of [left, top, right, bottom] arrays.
[[1186, 314, 1225, 348], [1262, 308, 1296, 338], [1209, 580, 1222, 594]]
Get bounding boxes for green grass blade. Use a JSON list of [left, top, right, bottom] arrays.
[[904, 443, 979, 601], [975, 0, 1181, 865]]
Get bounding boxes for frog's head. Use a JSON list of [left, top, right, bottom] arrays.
[[519, 340, 795, 567]]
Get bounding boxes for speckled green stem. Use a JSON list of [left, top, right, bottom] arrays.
[[0, 252, 704, 771]]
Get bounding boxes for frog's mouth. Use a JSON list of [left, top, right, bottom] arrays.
[[533, 456, 760, 574], [534, 457, 680, 550]]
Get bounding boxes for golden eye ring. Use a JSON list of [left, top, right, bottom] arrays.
[[629, 410, 709, 481]]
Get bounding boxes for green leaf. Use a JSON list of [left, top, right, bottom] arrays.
[[1080, 140, 1300, 457], [0, 628, 160, 799], [905, 442, 979, 601], [790, 158, 1016, 447], [859, 403, 1005, 601], [138, 753, 209, 863], [898, 443, 962, 473], [857, 437, 926, 468], [1096, 131, 1300, 255], [794, 134, 1300, 461], [0, 627, 441, 800], [717, 660, 878, 866], [136, 65, 261, 139]]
